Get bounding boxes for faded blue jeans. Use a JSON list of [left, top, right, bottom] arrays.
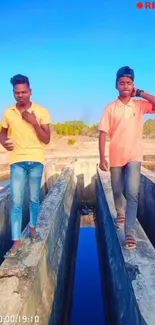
[[10, 162, 44, 241], [110, 162, 141, 235]]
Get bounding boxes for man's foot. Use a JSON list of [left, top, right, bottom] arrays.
[[4, 241, 22, 259], [29, 226, 42, 243], [115, 215, 125, 228], [125, 233, 137, 249]]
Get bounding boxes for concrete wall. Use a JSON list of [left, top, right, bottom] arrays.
[[1, 158, 155, 325], [0, 157, 98, 324], [74, 158, 98, 207], [0, 159, 59, 265], [0, 167, 79, 325], [137, 167, 155, 248], [97, 168, 155, 325]]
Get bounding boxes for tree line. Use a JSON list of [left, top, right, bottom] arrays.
[[143, 119, 155, 138], [51, 119, 155, 137], [51, 121, 98, 136], [0, 119, 154, 137]]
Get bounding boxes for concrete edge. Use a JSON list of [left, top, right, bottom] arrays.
[[0, 159, 61, 264], [0, 167, 77, 325], [141, 166, 155, 183], [97, 168, 155, 325]]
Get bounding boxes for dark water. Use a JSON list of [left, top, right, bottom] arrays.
[[70, 227, 107, 325]]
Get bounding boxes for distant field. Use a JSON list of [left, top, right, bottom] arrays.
[[0, 136, 155, 167]]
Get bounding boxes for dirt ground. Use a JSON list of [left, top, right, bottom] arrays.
[[0, 136, 155, 167]]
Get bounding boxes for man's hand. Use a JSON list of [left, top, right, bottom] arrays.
[[22, 111, 37, 126], [0, 137, 14, 151], [131, 87, 138, 97], [99, 157, 108, 171]]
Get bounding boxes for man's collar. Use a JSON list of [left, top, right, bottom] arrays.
[[11, 102, 34, 112], [116, 98, 134, 107]]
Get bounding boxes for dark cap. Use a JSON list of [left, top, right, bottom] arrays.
[[116, 66, 134, 86]]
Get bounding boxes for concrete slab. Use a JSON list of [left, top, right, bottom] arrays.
[[98, 168, 155, 325], [0, 167, 78, 325]]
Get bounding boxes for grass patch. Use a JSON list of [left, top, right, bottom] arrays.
[[68, 138, 77, 145], [143, 163, 155, 171]]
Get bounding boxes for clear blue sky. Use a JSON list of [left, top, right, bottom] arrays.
[[0, 0, 155, 124]]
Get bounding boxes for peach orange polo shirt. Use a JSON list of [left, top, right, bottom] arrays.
[[98, 98, 155, 167]]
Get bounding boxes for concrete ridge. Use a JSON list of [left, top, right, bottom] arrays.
[[0, 167, 76, 325], [98, 168, 155, 325]]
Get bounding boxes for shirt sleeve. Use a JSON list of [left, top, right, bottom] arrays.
[[40, 108, 51, 124], [98, 106, 110, 133], [138, 99, 154, 114], [1, 112, 9, 128]]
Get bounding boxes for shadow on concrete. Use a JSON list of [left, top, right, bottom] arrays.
[[76, 173, 97, 208], [48, 172, 98, 324], [0, 173, 59, 265], [49, 172, 99, 325], [137, 174, 155, 248], [48, 189, 80, 325], [96, 174, 147, 325]]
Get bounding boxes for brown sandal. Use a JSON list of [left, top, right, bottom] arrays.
[[125, 233, 137, 249], [115, 215, 125, 228], [4, 247, 22, 258]]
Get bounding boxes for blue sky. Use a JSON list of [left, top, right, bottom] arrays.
[[0, 0, 155, 124]]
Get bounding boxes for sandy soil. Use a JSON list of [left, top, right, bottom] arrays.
[[46, 136, 155, 159], [0, 136, 155, 168]]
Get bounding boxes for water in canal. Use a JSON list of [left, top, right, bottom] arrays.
[[69, 209, 107, 325]]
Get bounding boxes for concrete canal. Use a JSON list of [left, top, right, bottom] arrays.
[[0, 158, 155, 325]]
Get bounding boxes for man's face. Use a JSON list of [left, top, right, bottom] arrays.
[[117, 77, 134, 97], [13, 83, 32, 105]]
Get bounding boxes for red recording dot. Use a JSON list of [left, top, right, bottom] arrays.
[[137, 2, 143, 8]]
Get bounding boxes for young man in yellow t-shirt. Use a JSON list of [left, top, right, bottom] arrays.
[[0, 74, 51, 258], [98, 66, 155, 249]]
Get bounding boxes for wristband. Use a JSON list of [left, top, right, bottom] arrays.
[[136, 89, 144, 97]]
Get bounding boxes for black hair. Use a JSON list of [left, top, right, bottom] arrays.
[[10, 74, 30, 88], [115, 66, 134, 88]]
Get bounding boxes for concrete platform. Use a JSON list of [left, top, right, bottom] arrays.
[[0, 168, 78, 325], [0, 158, 155, 325], [98, 167, 155, 325]]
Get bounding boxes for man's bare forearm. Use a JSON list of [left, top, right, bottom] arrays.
[[32, 122, 50, 144], [99, 131, 107, 161], [0, 127, 8, 146]]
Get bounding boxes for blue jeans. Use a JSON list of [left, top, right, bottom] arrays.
[[10, 162, 44, 241], [110, 162, 141, 235]]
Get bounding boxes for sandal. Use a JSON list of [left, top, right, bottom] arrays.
[[125, 233, 137, 249], [4, 247, 22, 259], [29, 230, 42, 243], [115, 215, 125, 228]]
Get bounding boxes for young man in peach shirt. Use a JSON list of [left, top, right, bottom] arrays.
[[99, 66, 155, 249], [0, 74, 51, 258]]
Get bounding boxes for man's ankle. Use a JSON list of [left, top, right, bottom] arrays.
[[29, 226, 36, 233], [13, 240, 22, 247]]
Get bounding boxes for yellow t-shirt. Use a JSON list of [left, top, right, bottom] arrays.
[[1, 102, 51, 165]]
